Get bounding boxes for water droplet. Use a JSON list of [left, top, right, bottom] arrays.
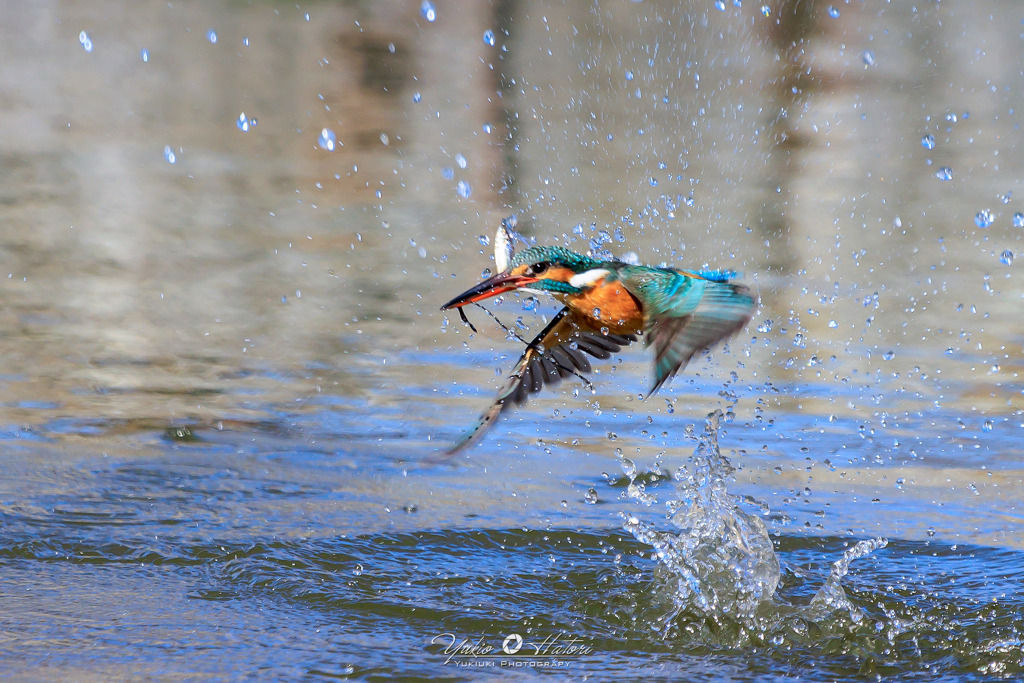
[[592, 307, 602, 318], [1013, 212, 1024, 228], [584, 488, 598, 505], [480, 268, 492, 278], [921, 133, 935, 150], [625, 70, 634, 81], [477, 234, 490, 246], [163, 145, 176, 164], [455, 153, 467, 169], [975, 209, 994, 229], [242, 37, 249, 47], [236, 112, 251, 132], [883, 350, 895, 360], [314, 128, 338, 152], [522, 297, 537, 312], [935, 167, 953, 181], [862, 50, 876, 67], [982, 419, 994, 432], [828, 6, 840, 18], [457, 180, 472, 199], [380, 132, 389, 145], [483, 29, 495, 46], [760, 5, 771, 17], [828, 320, 838, 328], [714, 0, 725, 10], [140, 48, 149, 63], [420, 0, 436, 22], [1000, 191, 1013, 204], [441, 167, 454, 180], [1000, 249, 1014, 265], [353, 564, 363, 576], [207, 29, 218, 44], [483, 122, 492, 134], [649, 177, 658, 187], [79, 31, 93, 53], [412, 92, 422, 103]]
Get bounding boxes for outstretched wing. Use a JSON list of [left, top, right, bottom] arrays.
[[618, 267, 756, 394], [445, 307, 637, 455]]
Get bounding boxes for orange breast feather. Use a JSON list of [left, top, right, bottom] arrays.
[[570, 279, 643, 334]]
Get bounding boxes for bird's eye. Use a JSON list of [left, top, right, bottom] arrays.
[[527, 262, 550, 276]]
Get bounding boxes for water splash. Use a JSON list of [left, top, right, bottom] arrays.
[[420, 0, 436, 22], [622, 411, 779, 636], [806, 537, 889, 622], [621, 410, 887, 644], [236, 112, 257, 132], [317, 128, 337, 151]]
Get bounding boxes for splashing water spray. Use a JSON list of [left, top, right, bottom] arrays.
[[621, 409, 888, 645]]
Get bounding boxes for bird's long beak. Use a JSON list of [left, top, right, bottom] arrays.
[[440, 271, 538, 310]]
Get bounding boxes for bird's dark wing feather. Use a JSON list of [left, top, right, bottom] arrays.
[[446, 307, 637, 455]]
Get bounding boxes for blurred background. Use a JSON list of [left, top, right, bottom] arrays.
[[1, 0, 1022, 679]]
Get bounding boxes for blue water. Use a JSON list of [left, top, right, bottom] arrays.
[[1, 0, 1023, 679], [1, 386, 1022, 679]]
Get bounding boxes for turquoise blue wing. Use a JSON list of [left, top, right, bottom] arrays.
[[618, 267, 756, 394]]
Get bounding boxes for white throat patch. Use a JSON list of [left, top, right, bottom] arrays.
[[568, 268, 610, 289]]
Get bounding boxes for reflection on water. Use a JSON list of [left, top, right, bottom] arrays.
[[0, 0, 1022, 679]]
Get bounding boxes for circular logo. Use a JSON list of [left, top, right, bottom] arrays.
[[502, 633, 523, 655]]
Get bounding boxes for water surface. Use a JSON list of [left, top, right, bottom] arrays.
[[0, 1, 1022, 679]]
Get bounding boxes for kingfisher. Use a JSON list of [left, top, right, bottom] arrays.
[[441, 217, 757, 454]]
